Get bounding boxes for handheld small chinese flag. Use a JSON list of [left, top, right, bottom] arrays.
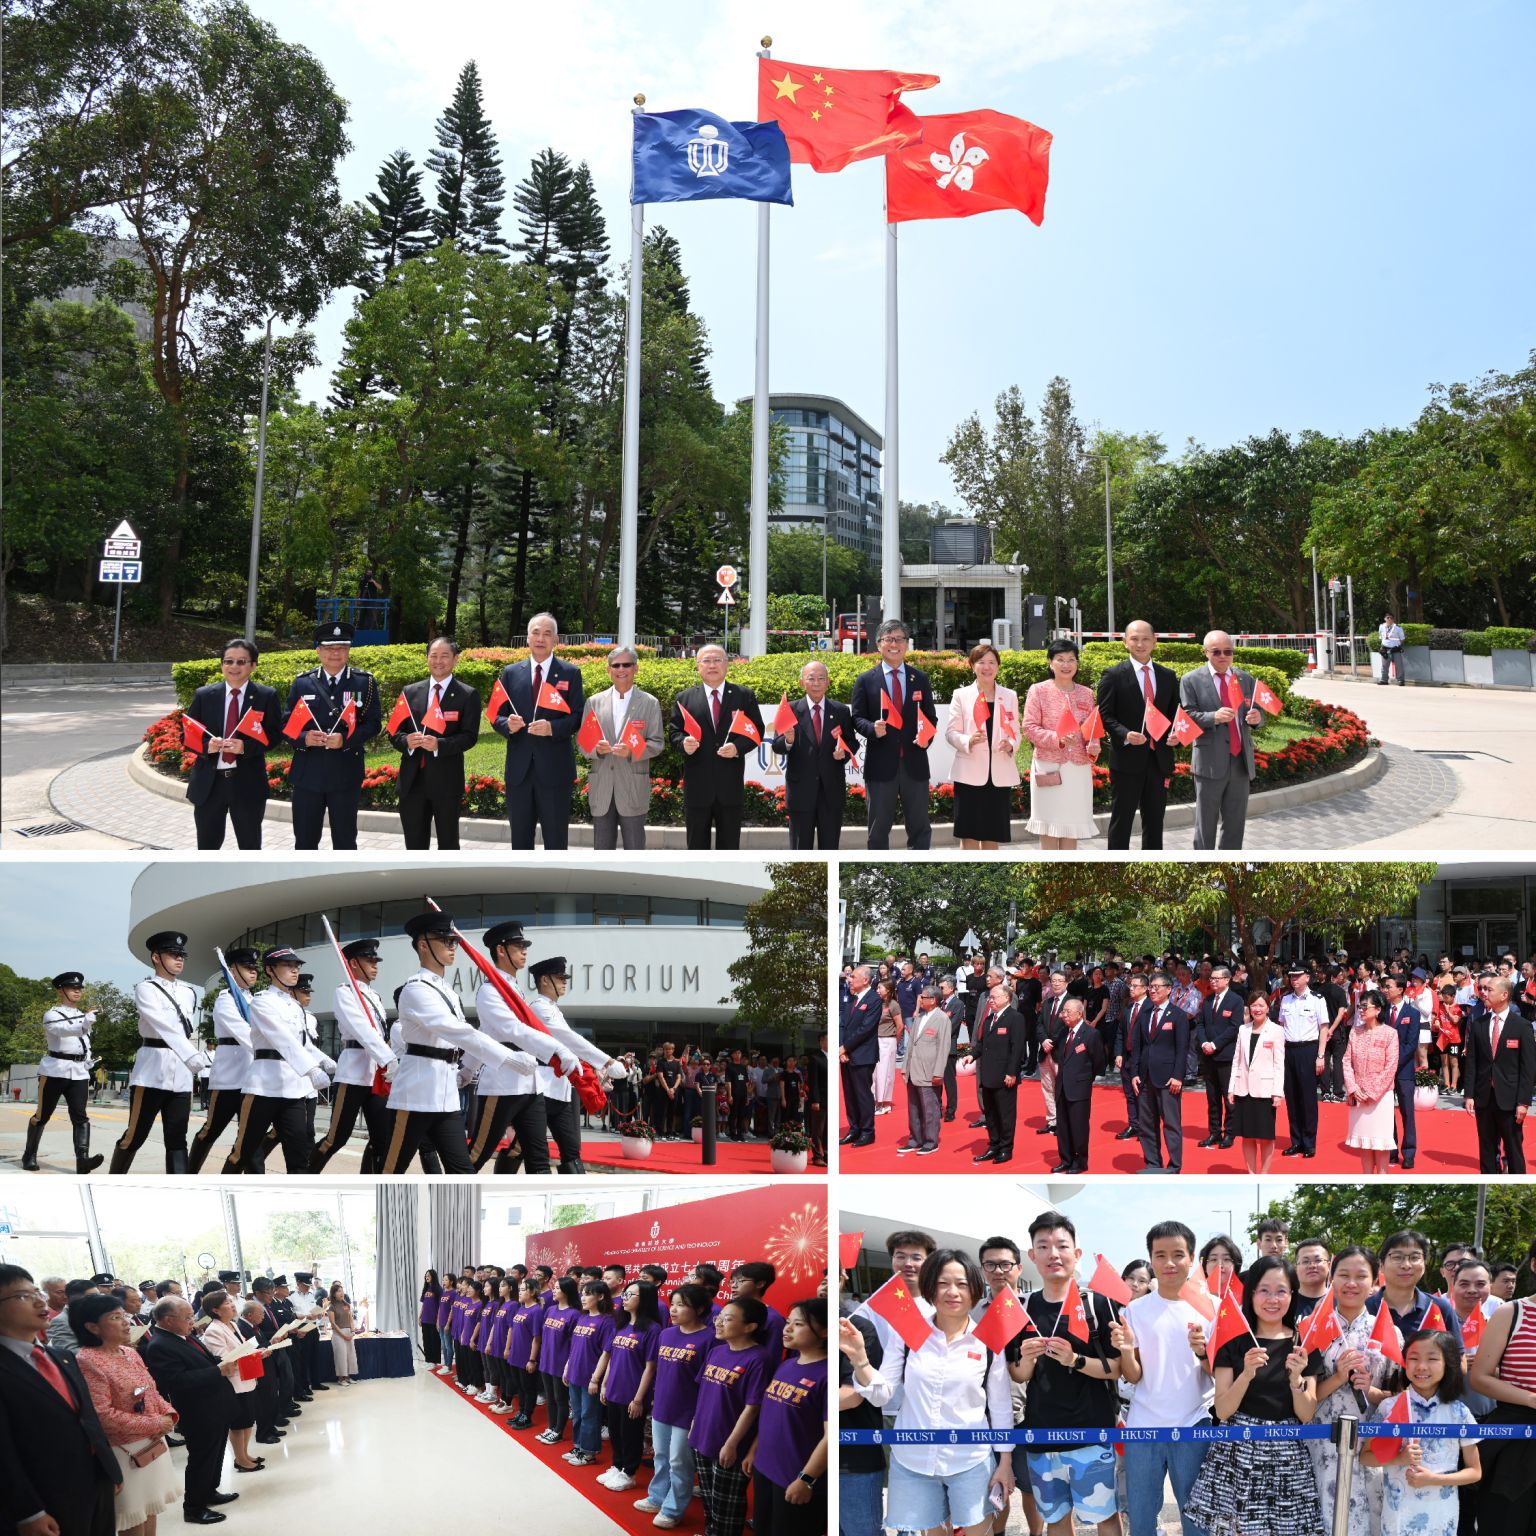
[[282, 697, 316, 741], [386, 693, 413, 735], [973, 1287, 1030, 1353], [729, 709, 762, 746], [1171, 706, 1203, 746], [576, 709, 603, 754], [1299, 1291, 1341, 1354], [1089, 1256, 1133, 1307], [620, 717, 649, 756], [1081, 705, 1105, 742], [1142, 699, 1172, 742], [337, 696, 358, 737], [1178, 1277, 1216, 1321], [484, 676, 512, 727], [973, 694, 991, 729], [838, 1232, 864, 1270], [537, 679, 571, 714], [1207, 1266, 1244, 1305], [1207, 1283, 1254, 1358], [914, 712, 936, 749], [1369, 1390, 1414, 1464], [421, 689, 448, 734], [1253, 679, 1284, 716], [1418, 1301, 1447, 1334], [1368, 1301, 1404, 1366], [182, 715, 210, 752], [867, 1275, 935, 1355], [677, 702, 704, 743], [1055, 699, 1079, 740], [882, 688, 904, 731], [773, 693, 798, 734], [235, 707, 269, 746]]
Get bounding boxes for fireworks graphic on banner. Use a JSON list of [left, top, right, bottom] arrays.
[[559, 1241, 582, 1272], [766, 1201, 827, 1286]]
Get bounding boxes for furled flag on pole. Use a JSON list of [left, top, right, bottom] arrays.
[[1142, 699, 1172, 743], [576, 709, 603, 755], [537, 679, 571, 714], [632, 109, 793, 207], [386, 693, 414, 735], [756, 60, 939, 172], [866, 1275, 934, 1354], [973, 1286, 1031, 1353], [1369, 1390, 1415, 1464], [182, 715, 210, 752], [235, 707, 269, 746], [1089, 1256, 1133, 1307], [1171, 706, 1203, 746], [282, 697, 316, 741], [1253, 678, 1284, 716], [729, 708, 762, 747], [886, 109, 1052, 224], [484, 677, 512, 728], [832, 723, 855, 758]]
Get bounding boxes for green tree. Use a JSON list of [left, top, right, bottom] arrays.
[[841, 865, 1029, 962], [551, 1203, 598, 1228], [766, 530, 866, 610], [0, 964, 54, 1071], [725, 863, 828, 1050], [363, 149, 432, 288], [426, 61, 507, 256]]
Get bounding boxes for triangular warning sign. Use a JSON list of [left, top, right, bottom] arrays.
[[716, 589, 736, 606], [109, 520, 139, 540]]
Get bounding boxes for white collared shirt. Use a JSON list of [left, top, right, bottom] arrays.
[[1278, 989, 1330, 1042], [427, 673, 454, 697], [611, 685, 631, 736]]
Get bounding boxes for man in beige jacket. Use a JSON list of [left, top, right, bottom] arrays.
[[580, 646, 664, 848], [898, 985, 953, 1156]]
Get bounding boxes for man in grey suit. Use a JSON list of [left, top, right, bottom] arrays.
[[1178, 629, 1266, 849], [580, 646, 663, 848]]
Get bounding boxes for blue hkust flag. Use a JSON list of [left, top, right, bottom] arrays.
[[631, 109, 793, 207]]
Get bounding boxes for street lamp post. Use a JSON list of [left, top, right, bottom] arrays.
[[243, 315, 274, 644]]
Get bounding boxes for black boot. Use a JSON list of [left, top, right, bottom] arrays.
[[73, 1122, 103, 1175], [166, 1147, 189, 1175], [21, 1122, 44, 1171], [557, 1159, 586, 1175], [108, 1143, 135, 1175], [493, 1147, 523, 1176]]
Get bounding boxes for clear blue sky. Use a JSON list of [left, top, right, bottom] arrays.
[[252, 0, 1534, 506], [0, 862, 145, 993]]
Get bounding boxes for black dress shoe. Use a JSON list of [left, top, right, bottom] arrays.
[[183, 1511, 227, 1526], [1051, 1161, 1070, 1173], [1401, 1155, 1414, 1169], [973, 1150, 996, 1164], [968, 1118, 987, 1129], [1198, 1136, 1217, 1149], [1037, 1124, 1056, 1135], [167, 1435, 186, 1448], [1389, 1151, 1399, 1164], [838, 1133, 858, 1145], [992, 1155, 1012, 1165], [255, 1433, 282, 1445], [311, 1383, 330, 1391], [1219, 1135, 1235, 1149], [1116, 1126, 1138, 1140], [206, 1492, 239, 1506], [1281, 1146, 1303, 1157], [1070, 1162, 1089, 1174]]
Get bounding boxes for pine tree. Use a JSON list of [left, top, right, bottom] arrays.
[[363, 149, 432, 288], [512, 146, 573, 267], [426, 61, 507, 254]]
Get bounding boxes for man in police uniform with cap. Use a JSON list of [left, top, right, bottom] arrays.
[[381, 910, 526, 1174], [312, 938, 400, 1173], [1277, 962, 1329, 1159], [270, 1277, 314, 1402], [188, 945, 259, 1172], [527, 956, 623, 1175], [110, 932, 210, 1174], [22, 970, 104, 1172], [220, 947, 333, 1174], [285, 620, 381, 851], [288, 1272, 328, 1394], [467, 922, 578, 1174], [218, 1270, 242, 1299]]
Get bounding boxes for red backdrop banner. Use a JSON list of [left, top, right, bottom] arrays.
[[526, 1187, 827, 1313]]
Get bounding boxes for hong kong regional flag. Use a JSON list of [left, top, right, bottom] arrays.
[[757, 60, 939, 173], [886, 110, 1052, 225]]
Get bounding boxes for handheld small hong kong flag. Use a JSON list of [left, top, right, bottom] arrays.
[[337, 696, 358, 737], [282, 696, 317, 741], [386, 693, 413, 735], [839, 1232, 864, 1270], [1299, 1291, 1342, 1354], [1171, 706, 1203, 746], [1055, 1277, 1091, 1345], [1142, 698, 1172, 742], [1055, 699, 1079, 740], [182, 714, 211, 752], [1369, 1390, 1415, 1464], [537, 679, 571, 714], [882, 688, 904, 731], [729, 708, 762, 746], [973, 1287, 1030, 1352], [1368, 1301, 1405, 1366], [422, 689, 448, 734], [1179, 1276, 1217, 1321], [973, 694, 991, 729], [1081, 705, 1105, 743], [1089, 1256, 1133, 1307], [484, 676, 512, 728], [867, 1275, 935, 1355], [914, 712, 936, 749], [677, 702, 704, 743], [620, 717, 648, 756], [235, 707, 269, 746], [1253, 678, 1284, 716], [997, 701, 1019, 747], [1208, 1288, 1252, 1357], [1461, 1305, 1486, 1350], [576, 708, 603, 755], [773, 693, 798, 735]]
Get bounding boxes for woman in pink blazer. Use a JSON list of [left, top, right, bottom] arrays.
[[1021, 639, 1100, 849], [944, 641, 1021, 850], [1226, 991, 1286, 1173]]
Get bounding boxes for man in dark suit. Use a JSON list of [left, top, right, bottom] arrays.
[[389, 636, 482, 849], [1129, 971, 1190, 1173], [142, 1295, 240, 1525], [1195, 964, 1243, 1148], [1051, 997, 1105, 1173], [770, 659, 854, 849], [1036, 970, 1071, 1137], [286, 621, 382, 851], [184, 637, 285, 849], [0, 1263, 119, 1536], [667, 643, 760, 850], [490, 612, 584, 849], [1382, 973, 1420, 1170], [838, 966, 881, 1146], [1463, 978, 1535, 1173], [236, 1300, 281, 1444], [851, 621, 937, 850], [973, 984, 1027, 1165], [1095, 620, 1180, 850], [1114, 971, 1151, 1140]]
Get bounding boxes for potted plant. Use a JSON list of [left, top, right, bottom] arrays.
[[691, 1114, 705, 1145], [769, 1127, 812, 1174], [1413, 1068, 1441, 1111], [618, 1118, 656, 1160], [1487, 626, 1536, 688], [1426, 628, 1466, 685]]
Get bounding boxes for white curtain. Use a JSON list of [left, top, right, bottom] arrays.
[[429, 1184, 480, 1276], [374, 1184, 420, 1341]]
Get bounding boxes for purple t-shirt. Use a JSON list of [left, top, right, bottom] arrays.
[[688, 1342, 770, 1460], [487, 1298, 516, 1357], [507, 1302, 546, 1368], [757, 1305, 788, 1366], [564, 1310, 616, 1388], [541, 1306, 579, 1377], [420, 1290, 440, 1327], [471, 1300, 497, 1349], [456, 1300, 482, 1346], [436, 1295, 453, 1329], [605, 1320, 661, 1405], [651, 1324, 712, 1427], [754, 1357, 827, 1488]]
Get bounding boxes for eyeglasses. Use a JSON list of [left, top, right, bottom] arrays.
[[0, 1289, 45, 1304], [609, 661, 636, 669], [981, 1260, 1017, 1272], [1209, 648, 1234, 656], [1385, 1252, 1424, 1266]]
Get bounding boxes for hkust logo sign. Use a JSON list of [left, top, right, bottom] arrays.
[[687, 123, 729, 177]]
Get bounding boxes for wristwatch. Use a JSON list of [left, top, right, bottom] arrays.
[[1071, 1352, 1087, 1373], [798, 1474, 818, 1489]]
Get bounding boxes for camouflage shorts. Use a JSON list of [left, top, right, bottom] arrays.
[[1024, 1445, 1120, 1524]]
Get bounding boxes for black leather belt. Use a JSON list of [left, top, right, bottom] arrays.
[[216, 1038, 240, 1046], [406, 1044, 457, 1062], [138, 1038, 171, 1049], [339, 1040, 363, 1050], [48, 1048, 87, 1061], [254, 1049, 281, 1060]]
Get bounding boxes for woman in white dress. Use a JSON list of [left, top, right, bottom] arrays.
[[1021, 640, 1100, 848]]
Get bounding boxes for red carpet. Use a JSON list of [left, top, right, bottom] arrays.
[[840, 1072, 1487, 1175], [575, 1136, 781, 1175], [432, 1365, 721, 1536]]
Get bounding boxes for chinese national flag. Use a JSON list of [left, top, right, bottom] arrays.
[[182, 714, 210, 752], [677, 702, 704, 742], [1142, 699, 1171, 742], [1300, 1292, 1342, 1354], [576, 709, 603, 755], [1171, 706, 1203, 746], [1418, 1301, 1447, 1334], [235, 707, 269, 746], [1461, 1306, 1486, 1350], [774, 693, 798, 734], [1056, 1277, 1091, 1345], [1055, 699, 1079, 740], [1178, 1277, 1216, 1321], [729, 708, 762, 746], [537, 679, 571, 714], [620, 717, 649, 756], [914, 712, 936, 748], [1208, 1290, 1250, 1357], [973, 694, 990, 729], [337, 696, 358, 736], [1369, 1390, 1414, 1464], [1081, 705, 1105, 742], [1368, 1301, 1404, 1366], [973, 1287, 1030, 1353], [1253, 678, 1284, 716], [422, 690, 448, 734], [867, 1275, 935, 1354], [1089, 1255, 1133, 1307], [1207, 1267, 1243, 1305], [882, 688, 904, 731], [886, 109, 1052, 225], [757, 59, 939, 173], [282, 697, 316, 741], [386, 693, 413, 735], [484, 676, 512, 727], [839, 1231, 864, 1270]]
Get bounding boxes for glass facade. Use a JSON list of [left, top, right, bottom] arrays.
[[770, 397, 882, 559]]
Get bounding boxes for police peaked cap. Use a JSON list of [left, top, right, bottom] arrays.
[[483, 922, 530, 952], [224, 947, 260, 968], [530, 956, 571, 982], [294, 974, 314, 991], [315, 621, 354, 646], [263, 946, 303, 970], [405, 911, 456, 941], [146, 931, 188, 956], [342, 939, 381, 962], [52, 971, 85, 989], [218, 1271, 241, 1283]]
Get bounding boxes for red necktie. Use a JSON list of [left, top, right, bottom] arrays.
[[533, 663, 543, 703], [1492, 1016, 1503, 1053], [31, 1345, 75, 1407], [812, 702, 822, 743], [1141, 666, 1155, 706], [221, 687, 240, 767], [1225, 671, 1243, 756], [889, 667, 903, 715], [711, 689, 721, 731]]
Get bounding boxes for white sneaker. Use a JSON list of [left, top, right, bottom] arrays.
[[601, 1426, 610, 1439], [634, 1499, 662, 1512], [606, 1473, 637, 1492], [653, 1518, 680, 1530], [596, 1469, 623, 1488], [561, 1451, 580, 1463]]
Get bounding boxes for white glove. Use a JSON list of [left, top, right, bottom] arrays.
[[553, 1048, 582, 1077], [186, 1051, 211, 1073], [601, 1059, 625, 1081], [456, 1064, 479, 1090], [384, 1055, 401, 1082], [307, 1067, 331, 1091], [508, 1050, 538, 1074], [84, 1011, 98, 1025]]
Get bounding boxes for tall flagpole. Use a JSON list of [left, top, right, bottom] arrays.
[[618, 96, 647, 650], [882, 215, 902, 627], [744, 37, 774, 659]]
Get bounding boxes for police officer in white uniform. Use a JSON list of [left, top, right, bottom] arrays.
[[467, 922, 580, 1174], [189, 944, 259, 1172], [381, 910, 528, 1174], [110, 931, 210, 1174], [528, 956, 623, 1175], [1277, 962, 1330, 1160], [312, 938, 401, 1173], [222, 946, 333, 1174], [22, 971, 103, 1172], [289, 1272, 328, 1394]]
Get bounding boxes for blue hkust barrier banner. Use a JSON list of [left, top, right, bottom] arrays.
[[839, 1423, 1528, 1445]]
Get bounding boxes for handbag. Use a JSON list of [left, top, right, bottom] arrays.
[[1033, 767, 1062, 788], [128, 1436, 169, 1469]]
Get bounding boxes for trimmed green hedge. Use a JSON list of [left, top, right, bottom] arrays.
[[1367, 625, 1536, 655]]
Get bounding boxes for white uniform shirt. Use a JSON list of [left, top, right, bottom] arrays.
[[1278, 989, 1330, 1043], [244, 987, 331, 1099], [208, 989, 254, 1092], [129, 976, 205, 1091], [39, 1006, 95, 1081], [387, 968, 515, 1113], [331, 979, 397, 1089], [299, 1010, 324, 1100], [290, 1286, 321, 1320], [528, 992, 616, 1103], [473, 976, 573, 1096]]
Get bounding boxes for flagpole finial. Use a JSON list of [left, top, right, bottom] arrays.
[[634, 93, 646, 106]]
